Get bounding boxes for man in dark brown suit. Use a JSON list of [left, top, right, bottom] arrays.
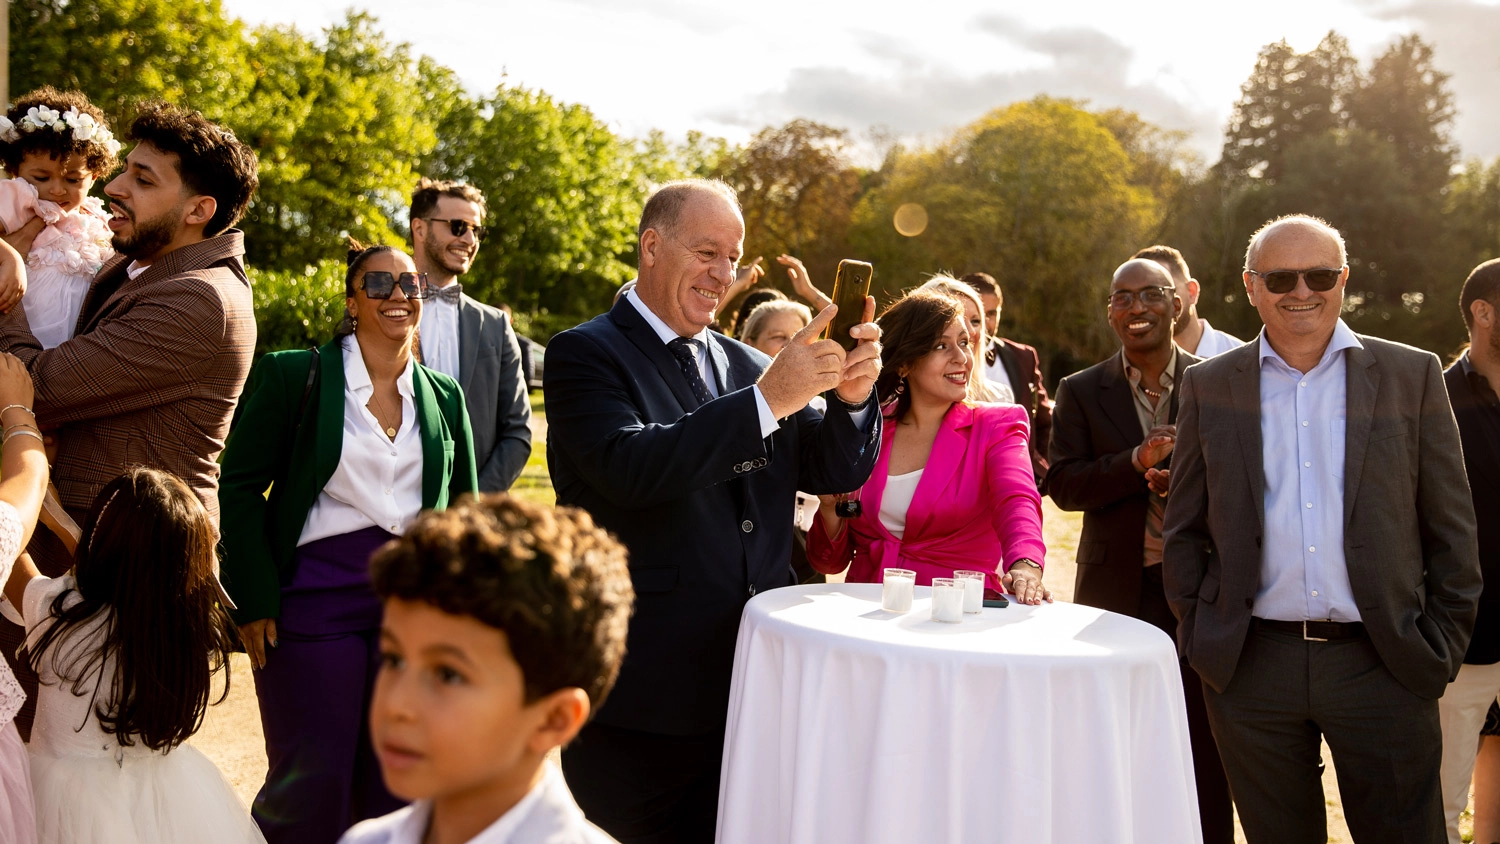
[[0, 101, 258, 734]]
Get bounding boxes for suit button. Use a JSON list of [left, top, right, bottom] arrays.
[[741, 520, 753, 533]]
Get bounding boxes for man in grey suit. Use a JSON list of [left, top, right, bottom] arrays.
[[411, 178, 532, 491], [1163, 214, 1481, 843]]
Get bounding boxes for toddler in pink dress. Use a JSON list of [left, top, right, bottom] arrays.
[[0, 87, 120, 348]]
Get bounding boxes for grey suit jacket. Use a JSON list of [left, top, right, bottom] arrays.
[[1163, 334, 1480, 700], [457, 294, 533, 492]]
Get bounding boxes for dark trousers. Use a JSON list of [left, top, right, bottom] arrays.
[[250, 528, 403, 844], [562, 720, 724, 844], [1203, 622, 1445, 844], [1139, 565, 1235, 844]]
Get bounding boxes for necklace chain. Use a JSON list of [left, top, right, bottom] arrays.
[[368, 391, 399, 439]]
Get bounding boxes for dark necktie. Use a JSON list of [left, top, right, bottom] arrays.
[[436, 283, 463, 305], [667, 337, 715, 406]]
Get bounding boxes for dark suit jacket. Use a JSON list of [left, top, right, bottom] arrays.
[[0, 231, 255, 527], [219, 337, 479, 624], [455, 295, 532, 492], [993, 337, 1053, 479], [544, 298, 881, 735], [1044, 348, 1197, 616], [1446, 360, 1500, 665], [1163, 336, 1480, 700]]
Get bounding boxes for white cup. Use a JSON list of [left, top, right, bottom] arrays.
[[954, 570, 985, 613], [881, 568, 916, 613], [930, 577, 964, 623]]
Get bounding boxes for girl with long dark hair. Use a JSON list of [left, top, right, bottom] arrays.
[[5, 467, 264, 843]]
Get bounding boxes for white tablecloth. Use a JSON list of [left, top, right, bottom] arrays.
[[716, 584, 1202, 844]]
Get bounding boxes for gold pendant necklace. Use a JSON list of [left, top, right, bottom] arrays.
[[368, 392, 399, 440]]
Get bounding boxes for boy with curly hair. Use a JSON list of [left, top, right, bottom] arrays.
[[340, 494, 633, 844]]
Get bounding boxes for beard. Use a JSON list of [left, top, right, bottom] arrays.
[[421, 234, 472, 278], [111, 203, 183, 259]]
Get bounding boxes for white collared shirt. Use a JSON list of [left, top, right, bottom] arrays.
[[338, 763, 618, 844], [419, 282, 461, 380], [1189, 318, 1245, 358], [298, 335, 423, 545], [126, 261, 149, 279], [982, 338, 1018, 404], [625, 289, 782, 436]]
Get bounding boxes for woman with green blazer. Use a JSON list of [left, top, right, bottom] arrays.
[[219, 244, 477, 844]]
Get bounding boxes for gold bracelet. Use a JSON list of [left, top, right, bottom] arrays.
[[3, 428, 43, 445], [0, 404, 33, 418], [3, 423, 38, 434]]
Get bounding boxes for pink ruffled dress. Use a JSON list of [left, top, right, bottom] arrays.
[[0, 178, 113, 349]]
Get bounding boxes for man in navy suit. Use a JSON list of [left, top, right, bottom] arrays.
[[544, 179, 882, 843]]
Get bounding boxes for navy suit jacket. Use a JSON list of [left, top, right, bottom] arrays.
[[544, 298, 881, 735]]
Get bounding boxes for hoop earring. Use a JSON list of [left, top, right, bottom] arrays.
[[895, 378, 906, 396]]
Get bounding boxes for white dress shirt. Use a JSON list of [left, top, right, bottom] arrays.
[[1188, 318, 1245, 358], [338, 763, 617, 844], [1254, 319, 1363, 622], [298, 336, 423, 544], [419, 282, 461, 380], [981, 340, 1018, 404]]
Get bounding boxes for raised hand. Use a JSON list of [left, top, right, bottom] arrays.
[[778, 254, 832, 310], [0, 234, 29, 313], [757, 303, 846, 418]]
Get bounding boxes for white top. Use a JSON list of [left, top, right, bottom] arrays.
[[717, 584, 1199, 844], [339, 762, 617, 844], [299, 336, 423, 544], [981, 340, 1017, 404], [0, 178, 113, 349], [877, 468, 923, 540], [0, 501, 25, 724], [418, 283, 461, 380], [1188, 318, 1244, 358]]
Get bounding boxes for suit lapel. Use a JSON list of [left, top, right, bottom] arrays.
[[904, 404, 970, 538], [609, 299, 701, 413], [413, 367, 447, 508], [1098, 351, 1144, 446], [705, 331, 732, 394], [999, 343, 1028, 402], [313, 340, 347, 493], [457, 297, 481, 393], [1342, 344, 1380, 529], [1229, 341, 1265, 531]]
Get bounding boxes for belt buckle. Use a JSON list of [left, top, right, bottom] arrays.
[[1303, 620, 1328, 643]]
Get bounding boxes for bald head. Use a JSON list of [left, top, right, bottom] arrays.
[[1112, 258, 1176, 289], [1244, 215, 1347, 272]]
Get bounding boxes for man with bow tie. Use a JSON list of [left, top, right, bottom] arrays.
[[410, 178, 531, 492]]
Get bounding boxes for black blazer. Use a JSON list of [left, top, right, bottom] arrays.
[[544, 298, 881, 735], [1447, 361, 1500, 665], [1044, 349, 1198, 616]]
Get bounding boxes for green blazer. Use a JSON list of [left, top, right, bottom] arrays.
[[219, 337, 479, 624]]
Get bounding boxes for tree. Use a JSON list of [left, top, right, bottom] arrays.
[[1347, 35, 1456, 197], [1219, 33, 1358, 182]]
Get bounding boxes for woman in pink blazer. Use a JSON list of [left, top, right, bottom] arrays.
[[808, 284, 1050, 604]]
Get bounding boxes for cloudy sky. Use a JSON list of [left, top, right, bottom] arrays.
[[221, 0, 1500, 165]]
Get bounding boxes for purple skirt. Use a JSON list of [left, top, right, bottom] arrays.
[[277, 525, 396, 638]]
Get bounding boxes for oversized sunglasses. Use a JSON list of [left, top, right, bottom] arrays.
[[426, 218, 487, 240], [361, 271, 431, 300], [1107, 286, 1174, 310], [1247, 267, 1343, 294]]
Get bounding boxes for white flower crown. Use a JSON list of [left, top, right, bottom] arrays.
[[0, 106, 122, 157]]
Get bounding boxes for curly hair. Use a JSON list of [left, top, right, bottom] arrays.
[[25, 468, 234, 751], [370, 494, 634, 711], [127, 101, 258, 237], [0, 87, 120, 178]]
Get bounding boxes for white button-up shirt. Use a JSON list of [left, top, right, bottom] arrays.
[[298, 335, 423, 545], [419, 283, 461, 380], [1190, 318, 1245, 358], [1253, 319, 1363, 622]]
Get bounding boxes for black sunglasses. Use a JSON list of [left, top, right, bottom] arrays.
[[1107, 286, 1174, 310], [361, 271, 431, 300], [426, 218, 487, 240], [1248, 268, 1342, 295]]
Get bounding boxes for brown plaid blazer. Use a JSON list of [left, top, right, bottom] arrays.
[[0, 229, 256, 531]]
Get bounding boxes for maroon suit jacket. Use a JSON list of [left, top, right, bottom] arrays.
[[0, 230, 256, 535], [990, 336, 1052, 481]]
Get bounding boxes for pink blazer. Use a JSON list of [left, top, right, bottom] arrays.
[[807, 402, 1046, 592]]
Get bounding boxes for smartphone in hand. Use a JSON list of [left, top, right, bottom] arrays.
[[821, 259, 873, 352]]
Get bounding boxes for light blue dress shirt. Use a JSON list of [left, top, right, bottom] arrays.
[[1253, 319, 1364, 622]]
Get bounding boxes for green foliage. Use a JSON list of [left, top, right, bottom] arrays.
[[247, 260, 346, 357]]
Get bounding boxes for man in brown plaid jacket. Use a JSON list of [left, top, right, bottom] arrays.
[[0, 101, 259, 735]]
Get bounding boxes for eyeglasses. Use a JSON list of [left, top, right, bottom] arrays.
[[361, 271, 431, 300], [425, 218, 486, 241], [1107, 286, 1174, 310], [1247, 268, 1343, 294]]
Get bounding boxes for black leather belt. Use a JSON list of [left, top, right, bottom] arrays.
[[1253, 617, 1366, 642]]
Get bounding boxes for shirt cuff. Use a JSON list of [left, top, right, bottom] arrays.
[[752, 386, 781, 438], [848, 403, 873, 431]]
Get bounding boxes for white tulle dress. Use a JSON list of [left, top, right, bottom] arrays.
[[0, 501, 36, 844], [22, 574, 265, 844], [0, 177, 113, 349]]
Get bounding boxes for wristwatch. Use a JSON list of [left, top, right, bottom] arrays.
[[1010, 558, 1042, 573]]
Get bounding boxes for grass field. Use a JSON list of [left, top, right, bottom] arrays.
[[192, 392, 1461, 844]]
